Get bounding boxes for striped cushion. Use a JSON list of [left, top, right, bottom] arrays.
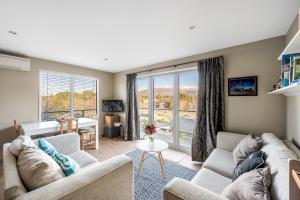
[[53, 153, 80, 176], [38, 139, 58, 157]]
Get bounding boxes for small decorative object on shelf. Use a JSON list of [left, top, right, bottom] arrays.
[[144, 122, 156, 142], [273, 79, 282, 91]]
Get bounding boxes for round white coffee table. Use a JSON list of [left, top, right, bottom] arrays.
[[136, 139, 168, 177]]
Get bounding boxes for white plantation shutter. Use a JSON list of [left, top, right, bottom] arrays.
[[40, 71, 97, 121]]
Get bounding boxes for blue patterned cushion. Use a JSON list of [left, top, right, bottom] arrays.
[[38, 138, 58, 157], [53, 153, 80, 176]]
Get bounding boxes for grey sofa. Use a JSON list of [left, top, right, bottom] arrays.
[[3, 133, 134, 200], [164, 131, 300, 200]]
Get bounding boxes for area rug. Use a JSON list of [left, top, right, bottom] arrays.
[[126, 149, 197, 200]]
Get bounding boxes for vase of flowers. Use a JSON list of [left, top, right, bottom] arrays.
[[144, 123, 156, 142]]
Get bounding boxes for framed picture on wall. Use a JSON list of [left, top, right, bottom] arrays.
[[228, 76, 257, 96]]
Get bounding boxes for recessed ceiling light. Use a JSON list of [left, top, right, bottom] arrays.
[[188, 25, 196, 30], [104, 58, 108, 61], [8, 30, 17, 35]]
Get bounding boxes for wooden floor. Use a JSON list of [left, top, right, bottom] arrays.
[[87, 137, 201, 171], [87, 137, 138, 161]]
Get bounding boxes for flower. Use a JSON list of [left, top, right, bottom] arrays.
[[144, 123, 156, 136]]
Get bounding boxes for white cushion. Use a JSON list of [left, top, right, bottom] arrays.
[[263, 143, 296, 200], [191, 168, 232, 195], [68, 150, 98, 168], [10, 136, 37, 157], [202, 148, 235, 178], [261, 133, 285, 146], [17, 148, 65, 191], [283, 140, 300, 159]]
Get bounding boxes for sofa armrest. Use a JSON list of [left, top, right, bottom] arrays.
[[15, 155, 133, 200], [163, 178, 227, 200], [3, 144, 27, 200], [39, 133, 80, 155], [216, 131, 247, 152]]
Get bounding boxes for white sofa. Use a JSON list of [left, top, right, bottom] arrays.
[[164, 131, 300, 200], [3, 133, 134, 200]]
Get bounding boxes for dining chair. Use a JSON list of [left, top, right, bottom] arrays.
[[78, 114, 98, 150], [60, 117, 79, 134], [13, 120, 21, 136]]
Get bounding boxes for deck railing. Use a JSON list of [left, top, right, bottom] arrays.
[[41, 109, 97, 121]]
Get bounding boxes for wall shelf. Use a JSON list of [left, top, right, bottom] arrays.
[[278, 30, 300, 60], [268, 84, 300, 96]]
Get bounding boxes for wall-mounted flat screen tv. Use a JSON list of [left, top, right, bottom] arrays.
[[102, 100, 124, 112]]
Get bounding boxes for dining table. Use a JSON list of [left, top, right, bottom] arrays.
[[20, 117, 99, 149]]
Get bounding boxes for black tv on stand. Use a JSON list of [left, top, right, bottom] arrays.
[[102, 100, 123, 113]]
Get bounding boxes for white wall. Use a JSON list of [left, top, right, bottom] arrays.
[[113, 36, 286, 138], [0, 57, 114, 159], [287, 96, 300, 146]]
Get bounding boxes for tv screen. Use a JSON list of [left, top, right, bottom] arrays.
[[102, 100, 124, 112]]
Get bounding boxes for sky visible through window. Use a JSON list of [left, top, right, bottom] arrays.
[[138, 70, 197, 91]]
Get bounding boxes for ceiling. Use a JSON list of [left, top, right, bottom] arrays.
[[0, 0, 300, 73]]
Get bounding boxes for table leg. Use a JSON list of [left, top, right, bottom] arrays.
[[159, 152, 165, 165], [95, 122, 99, 149], [138, 151, 146, 175], [158, 152, 165, 177]]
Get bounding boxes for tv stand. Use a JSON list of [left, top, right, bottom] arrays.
[[104, 126, 121, 138], [104, 115, 121, 138]]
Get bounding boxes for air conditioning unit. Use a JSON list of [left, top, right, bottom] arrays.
[[0, 53, 30, 71]]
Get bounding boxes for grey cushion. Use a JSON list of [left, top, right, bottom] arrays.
[[191, 168, 232, 194], [232, 134, 263, 165], [221, 167, 272, 200], [232, 151, 265, 181], [68, 150, 98, 168], [202, 148, 235, 178], [17, 147, 65, 191]]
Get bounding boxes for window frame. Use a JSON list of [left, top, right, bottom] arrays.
[[136, 67, 198, 152], [38, 70, 99, 122]]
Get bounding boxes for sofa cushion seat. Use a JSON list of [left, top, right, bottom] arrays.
[[67, 150, 98, 168], [202, 148, 235, 179], [191, 168, 232, 195]]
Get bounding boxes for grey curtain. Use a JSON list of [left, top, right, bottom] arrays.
[[192, 56, 225, 162], [125, 73, 140, 140]]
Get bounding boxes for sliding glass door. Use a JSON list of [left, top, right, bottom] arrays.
[[154, 74, 174, 144], [137, 69, 198, 151], [178, 70, 198, 148], [137, 78, 150, 138]]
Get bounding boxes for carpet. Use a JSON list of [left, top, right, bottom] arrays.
[[126, 149, 197, 200]]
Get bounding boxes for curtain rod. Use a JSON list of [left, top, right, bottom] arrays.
[[126, 60, 197, 76], [126, 55, 223, 75]]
